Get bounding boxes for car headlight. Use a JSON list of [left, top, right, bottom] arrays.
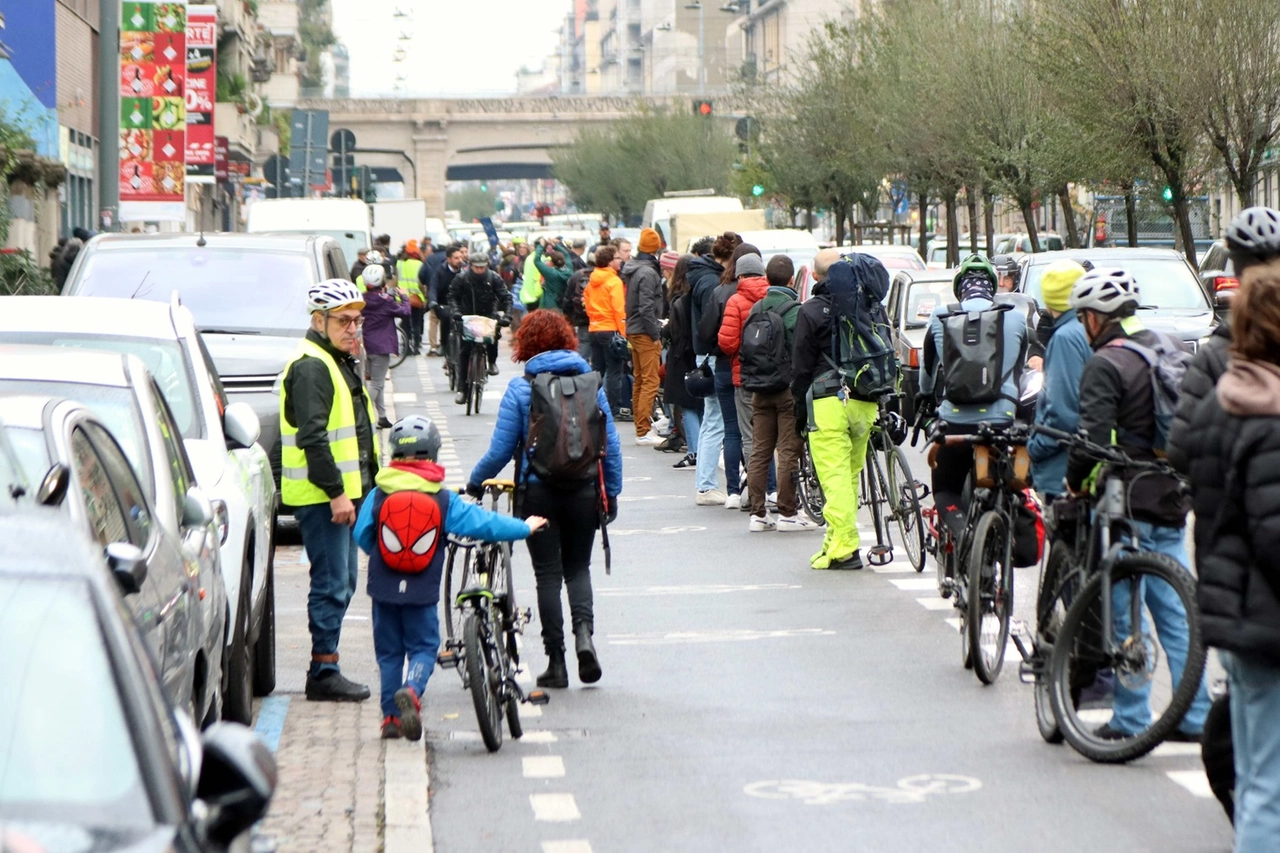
[[211, 499, 230, 545]]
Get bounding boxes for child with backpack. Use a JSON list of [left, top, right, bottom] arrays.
[[466, 311, 623, 689], [354, 415, 547, 740]]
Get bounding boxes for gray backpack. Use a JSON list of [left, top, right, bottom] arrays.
[[1105, 331, 1191, 451], [938, 302, 1016, 405]]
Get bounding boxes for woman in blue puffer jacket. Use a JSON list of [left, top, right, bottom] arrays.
[[467, 310, 623, 689]]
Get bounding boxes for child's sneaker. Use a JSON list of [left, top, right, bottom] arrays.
[[381, 716, 403, 739], [394, 686, 423, 741]]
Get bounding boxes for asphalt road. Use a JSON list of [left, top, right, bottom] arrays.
[[278, 344, 1232, 853]]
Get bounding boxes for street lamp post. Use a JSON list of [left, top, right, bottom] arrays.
[[684, 1, 705, 95]]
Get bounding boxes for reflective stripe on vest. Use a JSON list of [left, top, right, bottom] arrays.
[[279, 339, 378, 506]]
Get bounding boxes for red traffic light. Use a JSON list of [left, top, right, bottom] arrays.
[[693, 99, 714, 116]]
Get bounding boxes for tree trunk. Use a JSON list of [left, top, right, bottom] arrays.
[[983, 188, 995, 256], [917, 190, 929, 258], [1170, 188, 1199, 270], [1057, 184, 1080, 248], [1124, 186, 1139, 247], [1018, 192, 1041, 253], [967, 190, 979, 254], [834, 196, 847, 245], [945, 191, 960, 268]]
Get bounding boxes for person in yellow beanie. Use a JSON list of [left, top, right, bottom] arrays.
[[1027, 259, 1091, 496]]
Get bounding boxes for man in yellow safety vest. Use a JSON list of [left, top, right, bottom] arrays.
[[280, 279, 379, 702]]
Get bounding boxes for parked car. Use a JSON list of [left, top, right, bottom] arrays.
[[0, 414, 30, 510], [844, 243, 927, 272], [0, 296, 278, 723], [62, 232, 351, 495], [884, 271, 955, 422], [925, 235, 990, 269], [994, 232, 1065, 254], [1194, 239, 1239, 317], [1017, 247, 1218, 349], [0, 511, 276, 852], [0, 351, 225, 726], [735, 228, 821, 275]]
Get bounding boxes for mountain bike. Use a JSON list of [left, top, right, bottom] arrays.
[[436, 479, 547, 751], [923, 420, 1032, 684], [1019, 424, 1206, 764], [859, 397, 926, 571]]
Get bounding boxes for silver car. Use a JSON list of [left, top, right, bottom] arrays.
[[0, 350, 225, 726]]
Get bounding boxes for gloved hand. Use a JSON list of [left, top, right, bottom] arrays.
[[914, 392, 934, 418], [604, 501, 618, 525], [463, 482, 484, 500], [793, 398, 809, 438]]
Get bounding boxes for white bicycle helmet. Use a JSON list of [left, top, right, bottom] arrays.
[[307, 279, 365, 313], [1068, 267, 1140, 314], [365, 249, 385, 265], [362, 263, 386, 288]]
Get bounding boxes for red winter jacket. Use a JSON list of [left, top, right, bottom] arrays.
[[717, 275, 770, 386]]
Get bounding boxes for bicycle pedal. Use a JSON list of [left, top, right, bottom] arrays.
[[436, 650, 459, 669], [526, 689, 550, 706], [867, 545, 893, 566], [1018, 658, 1038, 684]]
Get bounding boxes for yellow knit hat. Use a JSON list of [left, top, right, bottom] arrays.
[[1040, 259, 1087, 312]]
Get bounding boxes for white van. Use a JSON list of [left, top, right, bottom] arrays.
[[735, 229, 820, 275], [642, 193, 744, 247], [246, 198, 372, 267]]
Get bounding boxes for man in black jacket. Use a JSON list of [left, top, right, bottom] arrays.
[[1065, 266, 1210, 741], [420, 243, 451, 355], [623, 228, 666, 444], [428, 244, 465, 357], [448, 254, 510, 402]]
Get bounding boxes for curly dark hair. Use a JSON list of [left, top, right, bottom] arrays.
[[594, 245, 617, 268], [711, 231, 742, 261], [512, 309, 579, 362], [690, 236, 715, 256]]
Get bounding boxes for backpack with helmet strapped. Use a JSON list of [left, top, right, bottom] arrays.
[[823, 255, 899, 400], [524, 371, 607, 484], [739, 295, 799, 393]]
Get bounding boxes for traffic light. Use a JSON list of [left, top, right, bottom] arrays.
[[751, 184, 765, 197], [480, 182, 489, 193], [693, 99, 714, 117], [1162, 186, 1174, 202]]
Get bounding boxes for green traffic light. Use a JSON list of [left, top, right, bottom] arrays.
[[480, 183, 489, 193], [1162, 186, 1173, 202], [752, 184, 765, 197]]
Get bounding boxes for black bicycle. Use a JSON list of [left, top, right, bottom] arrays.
[[859, 398, 926, 571], [1019, 424, 1206, 764], [925, 421, 1032, 684], [795, 441, 825, 525], [437, 479, 547, 751]]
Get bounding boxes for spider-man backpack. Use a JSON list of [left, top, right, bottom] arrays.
[[377, 490, 446, 573]]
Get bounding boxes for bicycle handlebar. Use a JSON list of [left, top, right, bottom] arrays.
[[1028, 423, 1177, 475]]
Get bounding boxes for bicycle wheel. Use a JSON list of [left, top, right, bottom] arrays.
[[861, 448, 887, 552], [795, 442, 825, 525], [1049, 552, 1207, 764], [887, 446, 926, 572], [441, 543, 468, 643], [968, 510, 1013, 685], [389, 328, 409, 370], [463, 610, 503, 752], [1035, 540, 1075, 744]]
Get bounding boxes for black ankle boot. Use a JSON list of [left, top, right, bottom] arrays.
[[536, 650, 569, 688], [574, 623, 602, 684]]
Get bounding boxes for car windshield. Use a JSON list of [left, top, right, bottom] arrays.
[[0, 383, 152, 497], [72, 247, 315, 336], [0, 577, 152, 829], [1023, 257, 1209, 310], [904, 281, 955, 328], [867, 252, 925, 271], [0, 335, 200, 439]]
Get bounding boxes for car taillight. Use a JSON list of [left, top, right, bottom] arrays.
[[1214, 276, 1239, 291], [908, 348, 920, 368]]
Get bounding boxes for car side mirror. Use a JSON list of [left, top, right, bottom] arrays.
[[182, 488, 214, 529], [223, 402, 261, 450], [196, 723, 278, 847], [106, 541, 147, 595], [36, 463, 70, 507]]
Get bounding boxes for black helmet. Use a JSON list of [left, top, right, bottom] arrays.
[[389, 415, 442, 460], [1225, 206, 1280, 270], [990, 254, 1017, 275]]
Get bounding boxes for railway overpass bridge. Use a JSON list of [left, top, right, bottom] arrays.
[[294, 95, 738, 217]]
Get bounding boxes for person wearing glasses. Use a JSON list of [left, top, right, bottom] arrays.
[[279, 279, 380, 703]]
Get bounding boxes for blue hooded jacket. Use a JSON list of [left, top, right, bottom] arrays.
[[468, 350, 623, 497], [1028, 309, 1092, 495], [920, 295, 1029, 428]]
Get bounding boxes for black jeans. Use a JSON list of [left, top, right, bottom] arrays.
[[521, 479, 599, 652], [932, 443, 972, 536], [409, 306, 425, 352], [589, 330, 626, 416]]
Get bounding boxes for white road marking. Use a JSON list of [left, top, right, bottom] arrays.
[[916, 597, 953, 611], [523, 755, 567, 778], [515, 667, 533, 685], [944, 617, 962, 631], [520, 702, 543, 718], [617, 494, 688, 502], [889, 578, 940, 591], [392, 392, 418, 402], [542, 842, 593, 853], [1076, 709, 1111, 724], [530, 793, 581, 821], [598, 583, 801, 597], [1166, 770, 1214, 798], [745, 774, 981, 804], [383, 741, 433, 852], [606, 526, 707, 536], [1152, 742, 1204, 758], [607, 628, 835, 645], [870, 562, 918, 574], [521, 730, 559, 744]]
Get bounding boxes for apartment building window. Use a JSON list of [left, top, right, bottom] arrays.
[[627, 57, 642, 88], [59, 129, 97, 235], [762, 12, 781, 76]]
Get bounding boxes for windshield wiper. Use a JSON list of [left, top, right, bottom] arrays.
[[200, 328, 262, 335]]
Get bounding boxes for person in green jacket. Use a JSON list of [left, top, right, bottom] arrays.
[[521, 246, 544, 310], [533, 241, 573, 312]]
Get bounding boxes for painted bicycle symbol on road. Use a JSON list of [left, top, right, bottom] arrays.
[[744, 774, 982, 805]]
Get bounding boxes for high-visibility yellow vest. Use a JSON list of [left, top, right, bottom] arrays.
[[397, 258, 424, 298], [279, 338, 378, 506]]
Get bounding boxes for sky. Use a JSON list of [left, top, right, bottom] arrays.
[[331, 0, 567, 97]]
